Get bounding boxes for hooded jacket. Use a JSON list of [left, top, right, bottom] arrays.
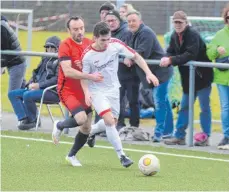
[[1, 15, 25, 68], [26, 36, 61, 91], [126, 23, 173, 89]]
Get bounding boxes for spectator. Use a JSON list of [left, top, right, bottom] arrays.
[[207, 4, 229, 150], [119, 3, 135, 20], [8, 36, 61, 130], [99, 1, 116, 21], [1, 15, 26, 92], [160, 11, 213, 146], [126, 10, 174, 142]]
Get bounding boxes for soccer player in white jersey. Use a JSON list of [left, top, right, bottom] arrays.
[[81, 21, 159, 168]]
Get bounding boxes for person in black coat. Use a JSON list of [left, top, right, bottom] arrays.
[[8, 36, 61, 130], [125, 10, 174, 142], [1, 15, 26, 91], [160, 11, 213, 146]]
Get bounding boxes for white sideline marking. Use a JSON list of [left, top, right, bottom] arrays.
[[1, 135, 229, 163]]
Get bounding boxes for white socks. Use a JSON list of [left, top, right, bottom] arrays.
[[90, 119, 106, 135], [105, 124, 125, 158]]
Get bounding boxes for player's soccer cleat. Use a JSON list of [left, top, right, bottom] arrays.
[[120, 155, 134, 168], [65, 155, 82, 167], [52, 120, 62, 145], [87, 134, 96, 148]]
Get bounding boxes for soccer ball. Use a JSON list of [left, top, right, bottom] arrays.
[[138, 154, 160, 176]]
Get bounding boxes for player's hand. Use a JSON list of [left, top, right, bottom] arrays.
[[160, 57, 171, 67], [217, 46, 226, 55], [146, 73, 159, 87], [89, 72, 104, 82], [74, 60, 82, 69], [124, 58, 134, 67], [85, 92, 92, 107], [29, 83, 40, 90]]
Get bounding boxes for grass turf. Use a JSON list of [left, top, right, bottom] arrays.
[[1, 131, 229, 191]]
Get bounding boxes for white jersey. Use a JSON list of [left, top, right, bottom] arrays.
[[82, 38, 136, 93]]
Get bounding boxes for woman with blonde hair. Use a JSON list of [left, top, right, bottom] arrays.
[[119, 3, 135, 20], [207, 3, 229, 150]]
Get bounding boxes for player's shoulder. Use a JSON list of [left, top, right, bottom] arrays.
[[83, 38, 92, 45], [110, 37, 125, 45], [59, 37, 71, 48], [82, 45, 94, 60]]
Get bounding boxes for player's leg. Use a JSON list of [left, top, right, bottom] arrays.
[[52, 94, 88, 144], [66, 110, 92, 166]]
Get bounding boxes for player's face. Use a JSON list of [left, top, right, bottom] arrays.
[[68, 19, 85, 43], [95, 34, 111, 50], [127, 13, 142, 33], [105, 15, 120, 31], [173, 20, 187, 34], [100, 10, 109, 21]]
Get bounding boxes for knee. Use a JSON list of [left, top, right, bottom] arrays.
[[103, 114, 115, 126], [8, 90, 15, 100], [75, 112, 88, 126]]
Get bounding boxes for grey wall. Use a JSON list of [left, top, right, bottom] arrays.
[[1, 1, 228, 34]]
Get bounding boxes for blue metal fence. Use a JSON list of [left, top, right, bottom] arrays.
[[1, 50, 229, 146]]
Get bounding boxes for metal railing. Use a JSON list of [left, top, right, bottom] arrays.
[[1, 50, 229, 146]]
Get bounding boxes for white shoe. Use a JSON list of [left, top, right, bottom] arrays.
[[52, 120, 62, 145], [65, 155, 82, 167]]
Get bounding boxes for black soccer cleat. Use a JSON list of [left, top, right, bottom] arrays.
[[120, 155, 134, 168], [87, 135, 96, 148]]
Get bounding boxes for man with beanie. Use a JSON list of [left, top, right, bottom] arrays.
[[87, 10, 140, 147], [126, 10, 174, 142], [1, 15, 26, 92], [99, 1, 116, 21], [160, 11, 213, 146]]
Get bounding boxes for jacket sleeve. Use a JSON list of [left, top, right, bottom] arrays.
[[206, 34, 219, 61], [39, 60, 58, 89], [166, 35, 176, 57], [1, 23, 10, 50], [134, 30, 155, 58], [170, 32, 200, 66]]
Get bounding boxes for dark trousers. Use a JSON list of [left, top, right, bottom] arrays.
[[118, 78, 140, 127]]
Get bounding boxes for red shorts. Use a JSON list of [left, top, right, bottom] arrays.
[[59, 93, 91, 116]]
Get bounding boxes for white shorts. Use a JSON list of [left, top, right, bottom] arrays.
[[91, 90, 120, 119]]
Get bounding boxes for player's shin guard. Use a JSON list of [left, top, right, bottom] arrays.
[[105, 124, 125, 158], [90, 119, 106, 135], [68, 131, 89, 157], [57, 117, 78, 131]]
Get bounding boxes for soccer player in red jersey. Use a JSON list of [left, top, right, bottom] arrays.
[[52, 16, 103, 166]]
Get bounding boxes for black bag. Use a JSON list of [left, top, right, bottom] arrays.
[[216, 56, 229, 71]]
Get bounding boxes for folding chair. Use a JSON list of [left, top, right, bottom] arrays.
[[35, 85, 65, 130]]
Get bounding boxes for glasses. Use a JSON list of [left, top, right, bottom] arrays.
[[105, 19, 118, 23], [45, 45, 56, 49], [173, 21, 184, 24]]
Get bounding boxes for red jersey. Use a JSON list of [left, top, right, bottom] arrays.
[[58, 37, 92, 97]]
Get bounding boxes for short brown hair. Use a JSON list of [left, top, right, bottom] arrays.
[[222, 3, 229, 24]]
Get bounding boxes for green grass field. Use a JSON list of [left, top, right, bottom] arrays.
[[1, 31, 222, 131], [1, 131, 229, 191]]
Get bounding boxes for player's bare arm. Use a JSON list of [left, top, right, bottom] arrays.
[[132, 52, 159, 86], [60, 60, 103, 82], [81, 79, 92, 106]]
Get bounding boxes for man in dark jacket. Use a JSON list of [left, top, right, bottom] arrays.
[[8, 36, 61, 130], [125, 10, 174, 142], [1, 15, 26, 92], [160, 11, 213, 146]]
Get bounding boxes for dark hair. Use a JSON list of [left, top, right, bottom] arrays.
[[66, 16, 84, 29], [222, 3, 229, 24], [93, 21, 110, 37], [99, 1, 116, 13]]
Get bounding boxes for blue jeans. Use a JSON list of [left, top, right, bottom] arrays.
[[7, 62, 26, 92], [175, 86, 212, 139], [217, 84, 229, 138], [8, 89, 59, 122], [152, 80, 174, 139]]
